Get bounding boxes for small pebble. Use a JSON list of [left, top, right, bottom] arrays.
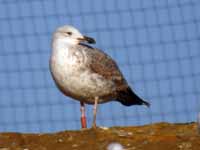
[[72, 144, 78, 148], [107, 142, 124, 150], [58, 138, 63, 143], [116, 130, 132, 137], [100, 126, 109, 130], [127, 132, 133, 136], [178, 142, 192, 149]]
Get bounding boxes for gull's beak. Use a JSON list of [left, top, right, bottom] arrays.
[[78, 36, 96, 44]]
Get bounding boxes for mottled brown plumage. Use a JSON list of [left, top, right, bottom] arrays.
[[75, 43, 150, 107], [83, 45, 128, 92]]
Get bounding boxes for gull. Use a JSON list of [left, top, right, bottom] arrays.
[[50, 25, 150, 128]]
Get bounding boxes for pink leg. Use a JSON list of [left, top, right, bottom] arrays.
[[80, 102, 87, 128], [92, 97, 98, 128]]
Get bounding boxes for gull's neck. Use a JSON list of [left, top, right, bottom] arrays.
[[51, 37, 79, 61]]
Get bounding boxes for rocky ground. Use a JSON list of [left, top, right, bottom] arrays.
[[0, 122, 200, 150]]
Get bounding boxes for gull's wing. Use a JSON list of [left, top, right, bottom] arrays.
[[75, 44, 150, 107], [87, 46, 150, 107], [79, 44, 128, 91]]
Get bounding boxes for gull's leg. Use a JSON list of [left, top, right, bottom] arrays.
[[80, 102, 87, 128], [92, 97, 99, 128]]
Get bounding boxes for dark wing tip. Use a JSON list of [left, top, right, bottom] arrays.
[[143, 100, 150, 107]]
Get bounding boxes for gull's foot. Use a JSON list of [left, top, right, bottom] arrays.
[[92, 123, 97, 129], [80, 127, 90, 131], [90, 125, 109, 131]]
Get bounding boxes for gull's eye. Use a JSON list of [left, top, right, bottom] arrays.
[[66, 32, 72, 35]]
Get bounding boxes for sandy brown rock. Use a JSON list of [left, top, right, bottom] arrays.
[[0, 122, 200, 150]]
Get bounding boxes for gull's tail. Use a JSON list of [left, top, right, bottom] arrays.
[[116, 87, 150, 107]]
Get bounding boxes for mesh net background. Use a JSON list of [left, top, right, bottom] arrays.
[[0, 0, 200, 132]]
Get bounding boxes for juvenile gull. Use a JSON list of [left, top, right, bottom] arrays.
[[50, 25, 150, 128]]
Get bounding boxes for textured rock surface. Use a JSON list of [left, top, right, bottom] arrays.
[[0, 122, 200, 150]]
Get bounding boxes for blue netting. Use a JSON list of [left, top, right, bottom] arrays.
[[0, 0, 200, 132]]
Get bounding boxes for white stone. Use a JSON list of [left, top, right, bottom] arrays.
[[107, 142, 124, 150]]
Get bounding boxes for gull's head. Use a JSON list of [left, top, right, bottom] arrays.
[[53, 25, 96, 45]]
